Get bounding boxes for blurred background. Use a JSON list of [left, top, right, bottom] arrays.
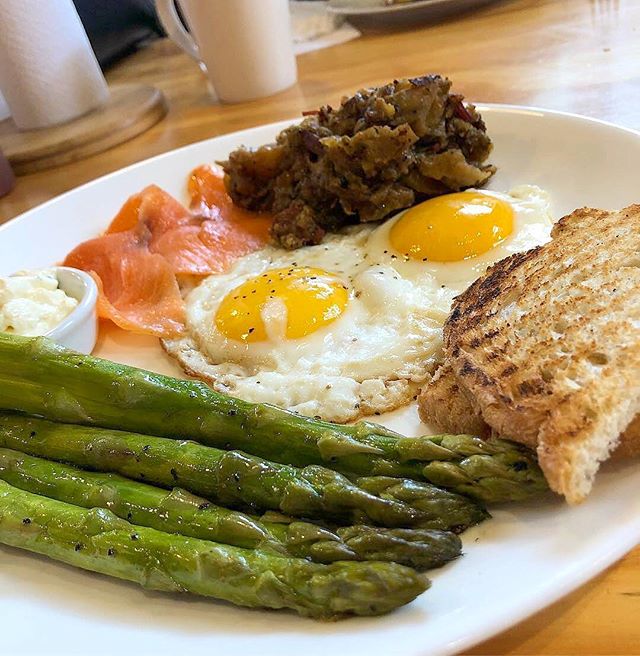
[[73, 0, 165, 69]]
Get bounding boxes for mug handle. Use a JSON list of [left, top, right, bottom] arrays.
[[155, 0, 200, 62]]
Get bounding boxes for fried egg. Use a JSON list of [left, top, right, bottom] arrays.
[[163, 185, 553, 423], [366, 185, 553, 291]]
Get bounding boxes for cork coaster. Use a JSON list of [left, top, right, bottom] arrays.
[[0, 84, 168, 175]]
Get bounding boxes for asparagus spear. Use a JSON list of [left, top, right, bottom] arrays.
[[0, 334, 546, 503], [0, 413, 487, 532], [0, 447, 461, 570], [0, 479, 428, 618]]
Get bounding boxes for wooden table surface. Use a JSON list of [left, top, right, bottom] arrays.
[[1, 0, 639, 652]]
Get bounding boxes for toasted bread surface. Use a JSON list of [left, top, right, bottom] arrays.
[[419, 359, 640, 456], [442, 205, 640, 503], [418, 363, 491, 437]]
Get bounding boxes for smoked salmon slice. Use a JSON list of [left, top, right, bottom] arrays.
[[187, 164, 272, 268], [107, 184, 193, 235], [65, 230, 185, 337], [64, 166, 272, 338], [108, 172, 271, 277]]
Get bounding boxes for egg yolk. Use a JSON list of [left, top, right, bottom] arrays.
[[389, 191, 514, 262], [215, 267, 349, 343]]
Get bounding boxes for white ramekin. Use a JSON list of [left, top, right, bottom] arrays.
[[45, 267, 98, 353]]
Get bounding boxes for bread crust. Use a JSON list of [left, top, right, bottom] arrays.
[[418, 363, 491, 437], [418, 361, 640, 458]]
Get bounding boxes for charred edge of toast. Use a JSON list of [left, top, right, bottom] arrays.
[[445, 247, 543, 348]]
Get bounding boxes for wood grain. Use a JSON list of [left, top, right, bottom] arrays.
[[0, 85, 167, 175], [0, 0, 639, 653]]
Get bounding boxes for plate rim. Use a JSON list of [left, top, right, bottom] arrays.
[[447, 518, 640, 653], [328, 0, 492, 16], [328, 0, 447, 16]]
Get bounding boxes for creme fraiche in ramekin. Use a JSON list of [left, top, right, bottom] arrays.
[[0, 267, 97, 353]]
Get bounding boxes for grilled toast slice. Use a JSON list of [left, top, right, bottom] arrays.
[[418, 361, 640, 455], [441, 205, 640, 503]]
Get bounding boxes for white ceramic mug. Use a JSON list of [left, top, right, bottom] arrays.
[[156, 0, 298, 103]]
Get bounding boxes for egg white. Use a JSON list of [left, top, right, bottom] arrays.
[[163, 185, 553, 423]]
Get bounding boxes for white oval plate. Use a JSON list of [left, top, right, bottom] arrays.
[[328, 0, 496, 28], [1, 106, 640, 656]]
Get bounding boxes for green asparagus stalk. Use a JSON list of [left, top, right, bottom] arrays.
[[0, 413, 487, 532], [0, 334, 546, 503], [0, 447, 461, 570], [0, 479, 428, 618]]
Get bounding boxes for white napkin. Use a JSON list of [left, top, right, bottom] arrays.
[[0, 0, 109, 130], [290, 1, 361, 54], [293, 23, 361, 55]]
